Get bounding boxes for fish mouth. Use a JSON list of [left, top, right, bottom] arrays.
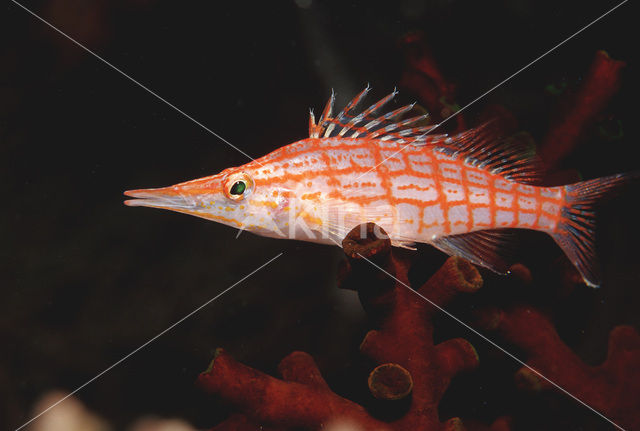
[[124, 187, 197, 211]]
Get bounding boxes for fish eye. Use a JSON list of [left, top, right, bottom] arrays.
[[230, 180, 246, 195], [223, 172, 254, 201]]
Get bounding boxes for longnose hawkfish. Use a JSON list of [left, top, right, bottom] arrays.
[[125, 87, 635, 287]]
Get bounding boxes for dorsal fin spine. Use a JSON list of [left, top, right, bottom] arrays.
[[318, 90, 335, 126], [370, 114, 429, 138], [336, 85, 370, 122], [309, 86, 433, 143], [341, 91, 398, 137], [308, 109, 317, 138]]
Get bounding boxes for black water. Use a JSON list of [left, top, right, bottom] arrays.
[[1, 1, 638, 429]]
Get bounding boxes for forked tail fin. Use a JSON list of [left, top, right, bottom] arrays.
[[552, 173, 637, 288]]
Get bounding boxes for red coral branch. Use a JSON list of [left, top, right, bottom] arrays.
[[198, 348, 387, 430], [477, 306, 640, 429], [540, 50, 626, 169], [198, 223, 496, 430], [350, 225, 481, 430]]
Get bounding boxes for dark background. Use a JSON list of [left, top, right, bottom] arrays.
[[1, 0, 638, 429]]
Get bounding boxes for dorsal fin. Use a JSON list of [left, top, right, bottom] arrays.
[[309, 86, 436, 142], [310, 88, 543, 184], [432, 123, 545, 185]]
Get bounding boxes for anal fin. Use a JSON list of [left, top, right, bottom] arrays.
[[432, 230, 513, 274]]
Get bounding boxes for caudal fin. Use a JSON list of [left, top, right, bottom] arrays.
[[552, 173, 637, 288]]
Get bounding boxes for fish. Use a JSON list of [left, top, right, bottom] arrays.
[[125, 87, 634, 287]]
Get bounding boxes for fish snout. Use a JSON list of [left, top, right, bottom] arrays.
[[124, 175, 224, 209], [124, 186, 197, 210]]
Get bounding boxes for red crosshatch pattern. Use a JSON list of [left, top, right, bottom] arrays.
[[241, 136, 565, 243]]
